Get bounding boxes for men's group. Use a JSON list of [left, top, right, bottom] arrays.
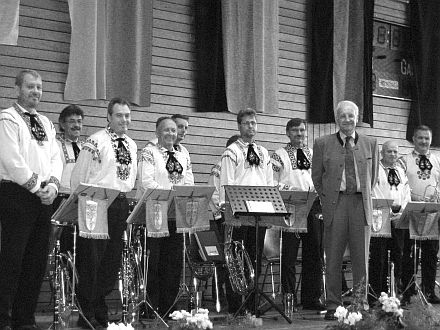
[[1, 69, 440, 329]]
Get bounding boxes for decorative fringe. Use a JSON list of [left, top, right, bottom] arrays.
[[79, 231, 109, 239], [147, 231, 169, 238], [410, 234, 438, 240]]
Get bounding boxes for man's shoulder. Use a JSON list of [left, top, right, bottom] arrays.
[[0, 106, 18, 120]]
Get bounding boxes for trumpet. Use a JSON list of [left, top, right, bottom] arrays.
[[224, 226, 255, 295]]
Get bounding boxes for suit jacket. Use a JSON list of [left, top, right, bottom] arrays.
[[312, 132, 379, 227]]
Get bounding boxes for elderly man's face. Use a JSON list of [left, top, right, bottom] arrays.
[[336, 105, 358, 136], [381, 142, 399, 167]]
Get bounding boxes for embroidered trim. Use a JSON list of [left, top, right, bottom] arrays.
[[48, 176, 60, 190], [285, 143, 312, 170], [141, 148, 155, 165], [221, 152, 238, 167], [236, 140, 264, 169], [14, 103, 48, 144], [210, 164, 221, 178], [271, 152, 283, 173], [22, 172, 38, 191], [57, 135, 81, 164], [106, 127, 132, 181], [83, 138, 100, 162]]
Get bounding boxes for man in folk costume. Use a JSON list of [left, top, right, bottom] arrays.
[[399, 125, 440, 305], [369, 141, 410, 303], [271, 118, 324, 311], [312, 101, 379, 320], [136, 116, 194, 316], [220, 108, 274, 315], [71, 97, 137, 328], [53, 104, 85, 254], [0, 69, 62, 330]]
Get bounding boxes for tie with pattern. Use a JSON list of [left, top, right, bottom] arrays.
[[387, 168, 400, 187], [247, 143, 260, 166], [166, 151, 183, 175], [418, 154, 433, 171], [296, 148, 311, 170], [345, 136, 356, 194], [24, 112, 46, 141], [72, 141, 80, 161]]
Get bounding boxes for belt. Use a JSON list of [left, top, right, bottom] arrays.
[[339, 191, 361, 195], [0, 180, 13, 184], [117, 192, 127, 199]]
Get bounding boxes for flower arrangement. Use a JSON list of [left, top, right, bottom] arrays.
[[107, 322, 134, 330], [169, 308, 213, 330]]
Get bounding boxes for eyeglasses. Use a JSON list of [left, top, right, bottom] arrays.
[[241, 121, 257, 127]]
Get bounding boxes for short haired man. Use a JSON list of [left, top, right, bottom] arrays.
[[0, 69, 62, 330], [369, 141, 411, 303], [399, 125, 440, 304], [135, 116, 194, 316], [54, 104, 85, 253], [220, 108, 273, 315], [312, 100, 379, 320], [71, 97, 137, 328], [271, 118, 324, 310]]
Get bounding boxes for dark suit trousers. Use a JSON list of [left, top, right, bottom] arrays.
[[0, 182, 52, 327], [368, 237, 391, 299], [76, 197, 128, 320], [146, 221, 183, 316], [325, 193, 369, 310]]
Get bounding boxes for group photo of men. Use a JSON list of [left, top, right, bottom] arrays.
[[1, 69, 440, 330]]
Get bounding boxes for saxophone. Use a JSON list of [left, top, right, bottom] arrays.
[[224, 226, 255, 295]]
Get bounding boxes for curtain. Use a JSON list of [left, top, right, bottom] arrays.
[[406, 1, 440, 146], [309, 0, 373, 125], [194, 0, 227, 112], [222, 0, 279, 114], [64, 0, 153, 107], [0, 0, 19, 45]]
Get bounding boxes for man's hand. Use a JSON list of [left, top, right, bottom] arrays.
[[37, 185, 57, 205], [390, 212, 402, 227]]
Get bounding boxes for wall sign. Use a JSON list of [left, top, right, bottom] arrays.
[[372, 20, 414, 100]]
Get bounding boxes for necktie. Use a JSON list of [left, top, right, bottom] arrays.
[[418, 154, 433, 171], [296, 148, 311, 170], [115, 137, 131, 165], [247, 144, 260, 166], [345, 136, 356, 194], [166, 151, 183, 175], [72, 141, 80, 161], [24, 112, 46, 141], [387, 168, 400, 187]]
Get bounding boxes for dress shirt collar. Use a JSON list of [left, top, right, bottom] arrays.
[[337, 131, 358, 146], [59, 133, 79, 143], [412, 149, 431, 158]]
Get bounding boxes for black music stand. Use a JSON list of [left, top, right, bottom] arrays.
[[225, 185, 291, 323], [51, 183, 119, 329], [163, 185, 215, 317], [400, 202, 440, 304], [126, 188, 172, 326]]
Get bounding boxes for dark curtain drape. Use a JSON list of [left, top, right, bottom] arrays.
[[309, 0, 334, 123], [309, 0, 373, 126], [194, 0, 227, 112], [406, 1, 440, 146]]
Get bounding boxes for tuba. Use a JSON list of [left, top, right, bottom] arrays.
[[224, 226, 255, 295]]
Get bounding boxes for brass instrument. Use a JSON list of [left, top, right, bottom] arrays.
[[224, 226, 255, 295], [387, 251, 396, 298]]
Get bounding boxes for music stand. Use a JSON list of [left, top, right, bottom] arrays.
[[400, 202, 440, 304], [51, 183, 119, 329], [225, 185, 292, 323], [163, 185, 215, 318], [126, 188, 172, 326]]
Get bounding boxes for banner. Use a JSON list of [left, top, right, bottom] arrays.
[[0, 0, 19, 45]]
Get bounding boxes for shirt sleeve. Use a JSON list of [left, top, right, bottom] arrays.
[[70, 138, 97, 193], [0, 112, 41, 192], [48, 122, 62, 192], [219, 148, 236, 204], [138, 148, 161, 190], [184, 154, 195, 185]]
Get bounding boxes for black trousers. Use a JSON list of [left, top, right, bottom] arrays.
[[0, 182, 52, 327], [282, 198, 323, 305], [401, 233, 439, 296], [368, 237, 391, 299], [76, 196, 128, 321], [146, 221, 183, 316], [225, 225, 266, 314]]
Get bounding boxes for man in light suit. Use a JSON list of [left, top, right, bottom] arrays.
[[312, 100, 379, 320]]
